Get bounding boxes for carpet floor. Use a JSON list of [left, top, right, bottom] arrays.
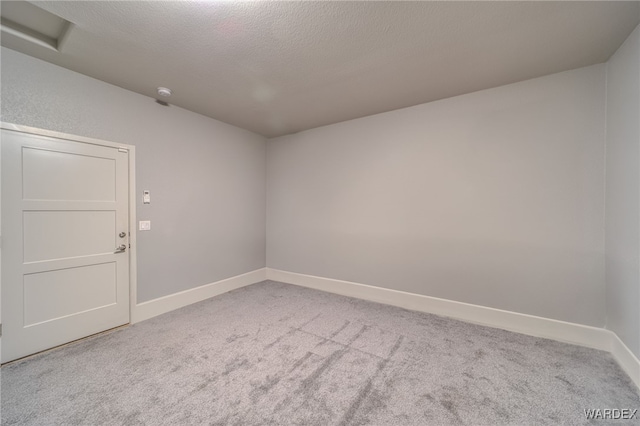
[[1, 280, 639, 425]]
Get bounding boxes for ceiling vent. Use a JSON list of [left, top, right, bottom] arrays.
[[0, 1, 72, 52]]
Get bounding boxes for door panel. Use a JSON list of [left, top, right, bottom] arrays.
[[2, 128, 130, 362], [23, 210, 116, 262], [22, 147, 116, 201], [23, 262, 117, 326]]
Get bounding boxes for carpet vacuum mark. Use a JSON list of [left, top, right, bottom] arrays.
[[1, 281, 639, 425]]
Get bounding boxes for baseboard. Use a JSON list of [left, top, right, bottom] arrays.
[[266, 268, 639, 389], [609, 331, 640, 389], [132, 268, 267, 323]]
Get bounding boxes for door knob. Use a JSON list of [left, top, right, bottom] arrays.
[[115, 244, 127, 253], [119, 232, 127, 238]]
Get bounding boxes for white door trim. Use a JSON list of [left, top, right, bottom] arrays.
[[0, 122, 138, 352]]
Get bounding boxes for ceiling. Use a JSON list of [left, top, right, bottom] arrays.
[[1, 1, 639, 138]]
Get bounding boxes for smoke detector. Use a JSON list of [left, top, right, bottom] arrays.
[[157, 87, 172, 97]]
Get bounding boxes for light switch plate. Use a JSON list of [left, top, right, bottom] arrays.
[[143, 190, 151, 204], [139, 220, 151, 231]]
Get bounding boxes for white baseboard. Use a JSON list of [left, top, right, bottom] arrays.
[[132, 268, 267, 323], [265, 268, 639, 389], [609, 331, 640, 389], [265, 268, 610, 349]]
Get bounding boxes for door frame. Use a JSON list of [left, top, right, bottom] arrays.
[[0, 122, 138, 360]]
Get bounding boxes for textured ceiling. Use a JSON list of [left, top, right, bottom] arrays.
[[2, 1, 639, 138]]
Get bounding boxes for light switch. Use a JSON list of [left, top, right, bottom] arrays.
[[143, 190, 151, 204], [139, 220, 151, 231]]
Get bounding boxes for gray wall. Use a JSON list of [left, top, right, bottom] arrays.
[[267, 64, 607, 327], [1, 47, 267, 303], [6, 36, 637, 346], [605, 24, 640, 358]]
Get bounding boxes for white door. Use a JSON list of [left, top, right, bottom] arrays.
[[1, 127, 130, 362]]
